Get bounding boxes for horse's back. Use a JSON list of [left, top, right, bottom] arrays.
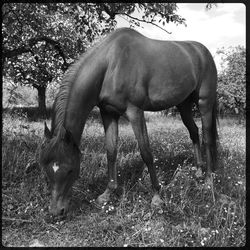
[[99, 28, 217, 112]]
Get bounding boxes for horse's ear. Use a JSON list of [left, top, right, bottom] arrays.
[[44, 122, 52, 139]]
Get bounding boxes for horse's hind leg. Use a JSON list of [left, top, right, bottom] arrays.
[[177, 99, 203, 171], [198, 97, 218, 177], [96, 109, 119, 206], [126, 105, 163, 207]]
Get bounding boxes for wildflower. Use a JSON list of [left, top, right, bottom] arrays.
[[200, 228, 210, 235], [158, 209, 163, 214], [109, 205, 114, 211], [145, 226, 152, 231]]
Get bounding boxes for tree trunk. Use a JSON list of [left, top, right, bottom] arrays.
[[37, 86, 47, 118]]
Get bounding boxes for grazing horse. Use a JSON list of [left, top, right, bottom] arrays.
[[39, 28, 218, 216]]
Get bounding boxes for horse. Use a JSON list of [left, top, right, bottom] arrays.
[[39, 27, 218, 216]]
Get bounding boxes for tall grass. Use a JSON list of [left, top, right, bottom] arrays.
[[2, 111, 245, 247]]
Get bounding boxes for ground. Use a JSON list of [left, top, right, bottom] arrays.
[[2, 109, 246, 247]]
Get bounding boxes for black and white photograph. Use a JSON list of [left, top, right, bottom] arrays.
[[2, 2, 246, 247]]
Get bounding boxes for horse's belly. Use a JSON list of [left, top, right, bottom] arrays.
[[143, 75, 196, 111]]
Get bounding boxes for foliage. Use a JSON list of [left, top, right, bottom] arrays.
[[2, 112, 245, 247], [216, 46, 246, 117], [2, 3, 87, 94], [2, 79, 37, 108]]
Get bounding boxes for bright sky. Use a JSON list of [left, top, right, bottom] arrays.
[[116, 3, 246, 71]]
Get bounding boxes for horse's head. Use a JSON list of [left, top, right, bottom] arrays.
[[39, 123, 80, 216]]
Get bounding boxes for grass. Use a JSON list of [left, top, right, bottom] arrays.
[[1, 109, 246, 247]]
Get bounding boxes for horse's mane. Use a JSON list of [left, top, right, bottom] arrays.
[[50, 54, 86, 136], [50, 36, 113, 136]]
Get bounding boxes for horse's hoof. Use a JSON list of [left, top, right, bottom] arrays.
[[151, 194, 164, 208], [92, 201, 102, 209], [204, 173, 214, 187], [95, 193, 110, 208]]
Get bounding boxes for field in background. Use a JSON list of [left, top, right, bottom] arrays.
[[2, 109, 246, 247]]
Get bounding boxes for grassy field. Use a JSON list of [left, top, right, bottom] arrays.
[[2, 109, 246, 247]]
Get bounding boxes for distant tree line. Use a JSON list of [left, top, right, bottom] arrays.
[[216, 46, 245, 122]]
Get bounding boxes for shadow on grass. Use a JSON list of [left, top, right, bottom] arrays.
[[70, 150, 195, 215]]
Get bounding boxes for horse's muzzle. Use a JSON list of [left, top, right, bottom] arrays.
[[49, 191, 70, 216]]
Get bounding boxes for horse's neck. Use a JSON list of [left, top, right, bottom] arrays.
[[63, 56, 106, 146]]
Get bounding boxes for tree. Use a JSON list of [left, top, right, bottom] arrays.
[[2, 3, 87, 116], [216, 46, 246, 122], [2, 3, 186, 115]]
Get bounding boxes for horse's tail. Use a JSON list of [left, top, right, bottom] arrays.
[[211, 97, 219, 171]]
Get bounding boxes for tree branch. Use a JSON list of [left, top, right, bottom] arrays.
[[3, 36, 69, 69], [101, 3, 117, 19], [118, 13, 172, 34], [3, 46, 33, 59], [29, 36, 69, 68]]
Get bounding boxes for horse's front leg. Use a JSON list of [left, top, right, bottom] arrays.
[[96, 110, 119, 206], [126, 105, 163, 208]]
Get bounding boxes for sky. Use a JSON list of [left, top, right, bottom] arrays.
[[116, 3, 246, 71]]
